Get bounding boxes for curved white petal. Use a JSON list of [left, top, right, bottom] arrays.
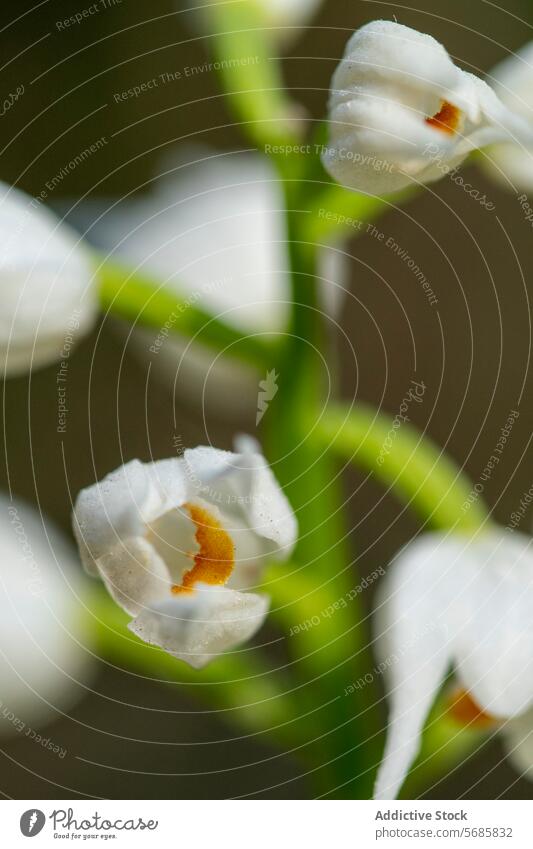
[[323, 21, 533, 194], [128, 583, 269, 669], [73, 459, 167, 567], [373, 533, 454, 799], [184, 440, 298, 556], [0, 182, 96, 376], [0, 494, 92, 732], [233, 435, 298, 555], [94, 536, 173, 617]]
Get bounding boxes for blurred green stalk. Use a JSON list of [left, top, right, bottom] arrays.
[[313, 402, 489, 531], [97, 256, 273, 368], [199, 0, 302, 150]]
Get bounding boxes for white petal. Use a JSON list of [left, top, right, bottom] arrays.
[[373, 534, 454, 798], [331, 20, 460, 102], [94, 536, 173, 617], [451, 531, 533, 717], [233, 435, 298, 555], [489, 42, 533, 117], [0, 493, 92, 731], [73, 460, 160, 567], [500, 708, 533, 780], [128, 583, 269, 668], [81, 153, 289, 334], [484, 42, 533, 189], [0, 182, 96, 375], [57, 149, 345, 416], [184, 440, 298, 556], [73, 458, 188, 568]]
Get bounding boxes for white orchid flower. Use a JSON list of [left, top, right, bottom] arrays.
[[72, 438, 297, 668], [66, 151, 344, 415], [373, 529, 533, 799], [0, 182, 96, 377], [483, 42, 533, 190], [0, 493, 92, 733], [322, 20, 533, 194]]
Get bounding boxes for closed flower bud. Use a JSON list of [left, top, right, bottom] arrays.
[[322, 20, 533, 194]]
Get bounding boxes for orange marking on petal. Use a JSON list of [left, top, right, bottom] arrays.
[[425, 100, 460, 135], [171, 502, 234, 595], [447, 688, 499, 728]]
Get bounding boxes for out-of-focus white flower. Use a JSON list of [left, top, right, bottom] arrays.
[[0, 493, 92, 733], [484, 42, 533, 190], [373, 530, 533, 799], [251, 0, 322, 38], [193, 0, 322, 44], [72, 438, 297, 668], [0, 182, 97, 377], [69, 151, 345, 415], [322, 20, 533, 194]]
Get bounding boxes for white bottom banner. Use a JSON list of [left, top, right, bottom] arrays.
[[2, 800, 532, 847]]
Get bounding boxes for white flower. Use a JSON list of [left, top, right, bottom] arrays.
[[251, 0, 322, 38], [0, 493, 92, 733], [68, 150, 345, 415], [322, 20, 533, 194], [0, 182, 97, 376], [373, 529, 533, 799], [484, 42, 533, 189], [72, 438, 297, 668]]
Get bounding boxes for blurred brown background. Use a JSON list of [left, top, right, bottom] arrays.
[[1, 0, 533, 798]]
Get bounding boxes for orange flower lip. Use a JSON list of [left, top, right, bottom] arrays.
[[172, 502, 235, 595], [426, 100, 460, 135], [447, 687, 499, 728]]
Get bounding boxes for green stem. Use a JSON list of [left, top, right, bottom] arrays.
[[313, 402, 489, 531], [200, 1, 301, 150], [258, 173, 382, 797], [303, 183, 417, 244], [96, 256, 273, 369]]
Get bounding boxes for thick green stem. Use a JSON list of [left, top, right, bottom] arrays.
[[258, 177, 382, 797]]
